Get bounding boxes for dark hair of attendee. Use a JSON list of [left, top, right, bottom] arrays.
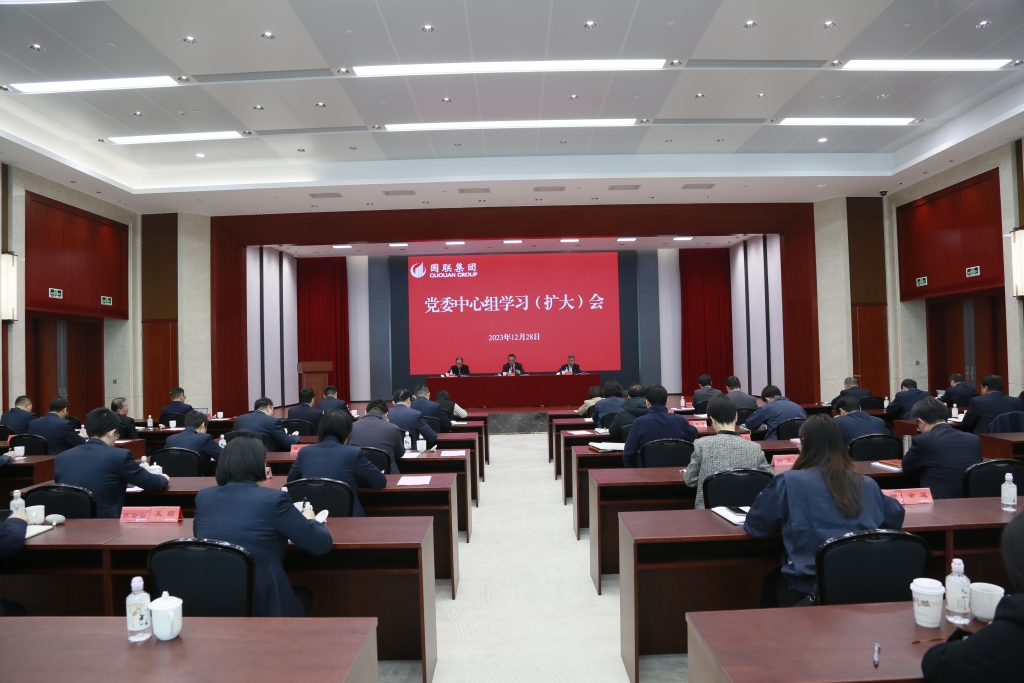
[[725, 376, 741, 390], [225, 429, 261, 443], [760, 385, 781, 400], [49, 395, 69, 412], [85, 407, 120, 438], [507, 354, 516, 359], [215, 436, 267, 486], [413, 385, 429, 397], [627, 384, 645, 398], [697, 374, 712, 387], [793, 414, 861, 518], [588, 385, 601, 400], [393, 388, 411, 404], [436, 390, 451, 401], [170, 387, 185, 400], [184, 410, 208, 430], [835, 395, 861, 413], [982, 375, 1004, 392], [253, 397, 274, 411], [950, 373, 965, 384], [645, 384, 669, 406], [1000, 512, 1024, 592], [707, 395, 737, 426], [455, 357, 462, 363], [14, 395, 31, 408], [901, 378, 918, 390], [601, 381, 623, 398], [298, 387, 315, 404], [568, 354, 575, 360], [110, 397, 127, 412], [324, 385, 338, 397], [366, 399, 389, 415], [318, 410, 353, 443], [912, 398, 949, 425]]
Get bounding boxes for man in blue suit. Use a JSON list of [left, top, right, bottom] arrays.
[[557, 355, 581, 375], [234, 398, 298, 452], [27, 396, 86, 454], [903, 398, 982, 499], [829, 377, 872, 408], [316, 386, 348, 413], [389, 389, 436, 448], [287, 410, 386, 516], [624, 385, 699, 468], [411, 385, 451, 432], [940, 373, 977, 411], [743, 385, 808, 440], [834, 396, 888, 450], [0, 396, 36, 434], [160, 387, 193, 425], [287, 388, 324, 432], [885, 379, 932, 420], [55, 407, 169, 517], [165, 410, 223, 474], [962, 375, 1024, 434], [349, 400, 405, 473]]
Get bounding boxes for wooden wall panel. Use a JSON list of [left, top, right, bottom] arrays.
[[779, 207, 819, 403], [926, 302, 949, 394], [141, 214, 178, 321], [65, 320, 104, 420], [851, 304, 889, 398], [142, 321, 177, 419], [211, 228, 248, 418], [25, 193, 129, 318]]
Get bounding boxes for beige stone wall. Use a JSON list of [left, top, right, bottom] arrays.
[[814, 197, 854, 402], [176, 213, 213, 411]]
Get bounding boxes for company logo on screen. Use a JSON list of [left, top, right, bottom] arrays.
[[410, 262, 427, 278]]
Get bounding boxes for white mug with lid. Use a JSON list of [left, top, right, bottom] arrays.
[[149, 591, 183, 641]]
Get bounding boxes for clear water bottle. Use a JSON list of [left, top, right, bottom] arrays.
[[10, 490, 25, 515], [146, 415, 153, 429], [951, 403, 959, 418], [218, 436, 227, 448], [1002, 473, 1017, 512], [945, 558, 971, 624], [139, 456, 149, 470], [883, 396, 890, 409], [126, 576, 152, 642], [403, 432, 412, 450]]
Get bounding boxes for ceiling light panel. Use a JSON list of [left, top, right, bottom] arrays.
[[779, 118, 914, 126], [385, 119, 635, 132], [108, 131, 243, 144], [9, 76, 178, 94], [353, 59, 665, 77], [842, 59, 1011, 71]]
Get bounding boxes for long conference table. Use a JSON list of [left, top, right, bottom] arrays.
[[427, 373, 597, 408]]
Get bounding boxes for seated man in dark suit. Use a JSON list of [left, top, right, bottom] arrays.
[[0, 504, 29, 615], [557, 355, 581, 375], [165, 410, 223, 475], [388, 389, 437, 448], [411, 385, 452, 432], [287, 387, 324, 432], [501, 354, 524, 376], [234, 397, 299, 452], [624, 384, 699, 468], [287, 410, 386, 516], [0, 395, 36, 435], [447, 357, 470, 376], [693, 375, 723, 406], [110, 397, 138, 439], [833, 395, 888, 450], [348, 399, 404, 473], [724, 376, 758, 410], [316, 386, 348, 413], [830, 377, 871, 408], [54, 407, 169, 517], [885, 378, 932, 420], [963, 375, 1024, 434], [902, 398, 982, 499], [609, 384, 647, 439], [743, 385, 808, 440], [160, 387, 193, 425], [27, 396, 87, 454], [941, 373, 977, 411]]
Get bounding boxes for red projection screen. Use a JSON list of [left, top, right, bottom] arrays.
[[408, 252, 621, 375]]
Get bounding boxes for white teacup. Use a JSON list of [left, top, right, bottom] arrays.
[[216, 412, 223, 419], [911, 578, 945, 627], [971, 582, 1005, 622], [168, 420, 176, 428], [149, 591, 183, 641], [416, 439, 427, 453], [148, 464, 163, 476], [13, 446, 24, 457], [25, 505, 45, 525], [351, 409, 358, 417]]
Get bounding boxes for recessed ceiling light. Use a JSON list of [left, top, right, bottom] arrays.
[[257, 207, 263, 210], [830, 60, 842, 66], [583, 21, 597, 29], [664, 139, 673, 143], [28, 44, 44, 52], [349, 146, 357, 150], [822, 20, 837, 29], [315, 102, 326, 108], [902, 23, 911, 28], [366, 203, 374, 206], [976, 20, 992, 29], [441, 97, 452, 103], [591, 197, 598, 200], [617, 237, 637, 242], [108, 131, 242, 145], [504, 240, 522, 244], [561, 238, 579, 243], [743, 20, 756, 28], [196, 198, 203, 202], [1015, 60, 1024, 67], [780, 117, 913, 125], [669, 60, 682, 66], [297, 148, 305, 152], [0, 85, 8, 92], [478, 199, 486, 202], [758, 195, 766, 198], [261, 32, 275, 39], [183, 36, 197, 44], [311, 205, 318, 208], [877, 93, 889, 99], [695, 92, 705, 98], [254, 105, 264, 110], [422, 201, 430, 204], [132, 111, 143, 117], [242, 130, 253, 136], [535, 198, 543, 201], [195, 153, 205, 157], [446, 241, 465, 245], [386, 118, 635, 132], [337, 68, 350, 74], [569, 94, 579, 100], [817, 184, 826, 187], [421, 25, 435, 32], [818, 137, 828, 142], [842, 59, 1010, 71], [639, 118, 650, 123], [673, 237, 693, 241], [371, 124, 381, 130], [390, 242, 408, 247], [560, 140, 568, 144], [332, 245, 352, 249], [353, 59, 665, 77], [716, 138, 725, 142]]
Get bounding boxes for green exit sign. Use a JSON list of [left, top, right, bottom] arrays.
[[966, 266, 980, 278], [48, 288, 63, 299], [915, 277, 928, 287], [100, 296, 113, 306]]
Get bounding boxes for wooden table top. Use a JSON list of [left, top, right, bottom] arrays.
[[0, 617, 377, 682], [584, 461, 905, 486], [687, 602, 980, 683], [2, 455, 55, 467], [979, 432, 1024, 443], [102, 473, 459, 495], [400, 449, 469, 461]]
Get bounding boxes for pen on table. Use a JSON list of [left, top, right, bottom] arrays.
[[873, 642, 880, 668]]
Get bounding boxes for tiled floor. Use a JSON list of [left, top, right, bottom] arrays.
[[380, 433, 686, 682]]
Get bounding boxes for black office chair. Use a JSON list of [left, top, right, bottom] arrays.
[[702, 469, 774, 509], [286, 478, 355, 518], [24, 483, 96, 518], [65, 416, 82, 430], [859, 396, 885, 410], [736, 408, 756, 426], [281, 419, 314, 437], [151, 448, 203, 477], [422, 415, 443, 434], [148, 538, 255, 616], [620, 424, 632, 443], [815, 529, 930, 605], [963, 459, 1024, 498], [775, 418, 805, 440], [441, 408, 453, 420], [159, 413, 187, 428], [693, 400, 710, 415], [361, 447, 393, 474], [639, 439, 695, 468], [0, 425, 14, 440], [10, 434, 47, 455], [988, 412, 1024, 434], [848, 434, 903, 462], [600, 412, 617, 429]]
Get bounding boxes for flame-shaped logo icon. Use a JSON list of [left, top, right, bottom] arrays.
[[410, 262, 426, 278]]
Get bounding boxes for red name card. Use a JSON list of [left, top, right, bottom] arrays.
[[689, 420, 708, 429], [882, 488, 934, 505], [120, 507, 150, 522], [772, 454, 798, 467], [741, 434, 752, 441], [120, 506, 183, 523], [290, 444, 305, 456]]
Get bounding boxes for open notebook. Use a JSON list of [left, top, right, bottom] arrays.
[[711, 506, 750, 525], [588, 442, 625, 452], [25, 525, 53, 540]]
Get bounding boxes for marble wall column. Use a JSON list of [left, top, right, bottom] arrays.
[[177, 213, 213, 410], [813, 197, 854, 402]]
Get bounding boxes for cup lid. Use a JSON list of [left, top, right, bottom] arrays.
[[911, 577, 944, 592], [149, 591, 182, 609]]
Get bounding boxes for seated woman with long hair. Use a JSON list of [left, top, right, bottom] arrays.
[[744, 414, 905, 606]]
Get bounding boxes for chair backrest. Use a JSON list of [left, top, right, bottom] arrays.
[[11, 434, 48, 455], [693, 400, 710, 415], [988, 411, 1024, 434], [736, 407, 756, 426], [639, 439, 695, 468], [776, 418, 805, 440], [159, 412, 187, 428], [148, 538, 255, 616], [151, 448, 203, 477], [600, 411, 617, 428], [422, 415, 442, 434], [702, 469, 774, 509], [281, 419, 314, 437], [0, 425, 14, 440], [65, 415, 82, 430], [859, 395, 885, 410], [361, 447, 392, 474], [963, 459, 1024, 498], [441, 407, 453, 419], [620, 424, 632, 443], [286, 478, 354, 517], [848, 434, 903, 462], [24, 483, 96, 518], [815, 529, 930, 605]]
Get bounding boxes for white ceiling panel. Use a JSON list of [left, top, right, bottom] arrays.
[[374, 0, 474, 65], [620, 1, 719, 61]]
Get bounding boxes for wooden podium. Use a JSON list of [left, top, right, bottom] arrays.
[[298, 361, 333, 401]]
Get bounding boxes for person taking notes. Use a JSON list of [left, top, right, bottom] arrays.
[[447, 357, 470, 376], [557, 355, 581, 375]]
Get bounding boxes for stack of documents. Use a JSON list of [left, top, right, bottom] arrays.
[[711, 506, 750, 525]]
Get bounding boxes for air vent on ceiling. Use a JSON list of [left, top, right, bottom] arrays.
[[256, 126, 367, 136], [681, 184, 715, 190], [609, 185, 640, 191], [382, 190, 416, 196], [654, 118, 765, 125], [309, 192, 342, 199], [684, 59, 827, 70], [534, 186, 565, 192], [458, 188, 489, 194], [191, 68, 335, 84]]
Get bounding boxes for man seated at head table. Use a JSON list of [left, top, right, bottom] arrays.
[[608, 384, 648, 439], [901, 398, 982, 499], [234, 397, 299, 453], [743, 385, 808, 440], [446, 357, 470, 376], [55, 407, 169, 518], [389, 388, 437, 449], [0, 395, 36, 435], [940, 373, 977, 411], [316, 386, 348, 413], [27, 395, 87, 454], [557, 355, 581, 375], [833, 395, 887, 450], [885, 378, 932, 420], [962, 374, 1024, 434], [501, 354, 524, 376], [287, 387, 324, 432], [723, 376, 758, 410], [623, 384, 699, 468], [829, 376, 871, 408], [165, 410, 223, 475], [348, 399, 403, 473], [110, 396, 138, 439]]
